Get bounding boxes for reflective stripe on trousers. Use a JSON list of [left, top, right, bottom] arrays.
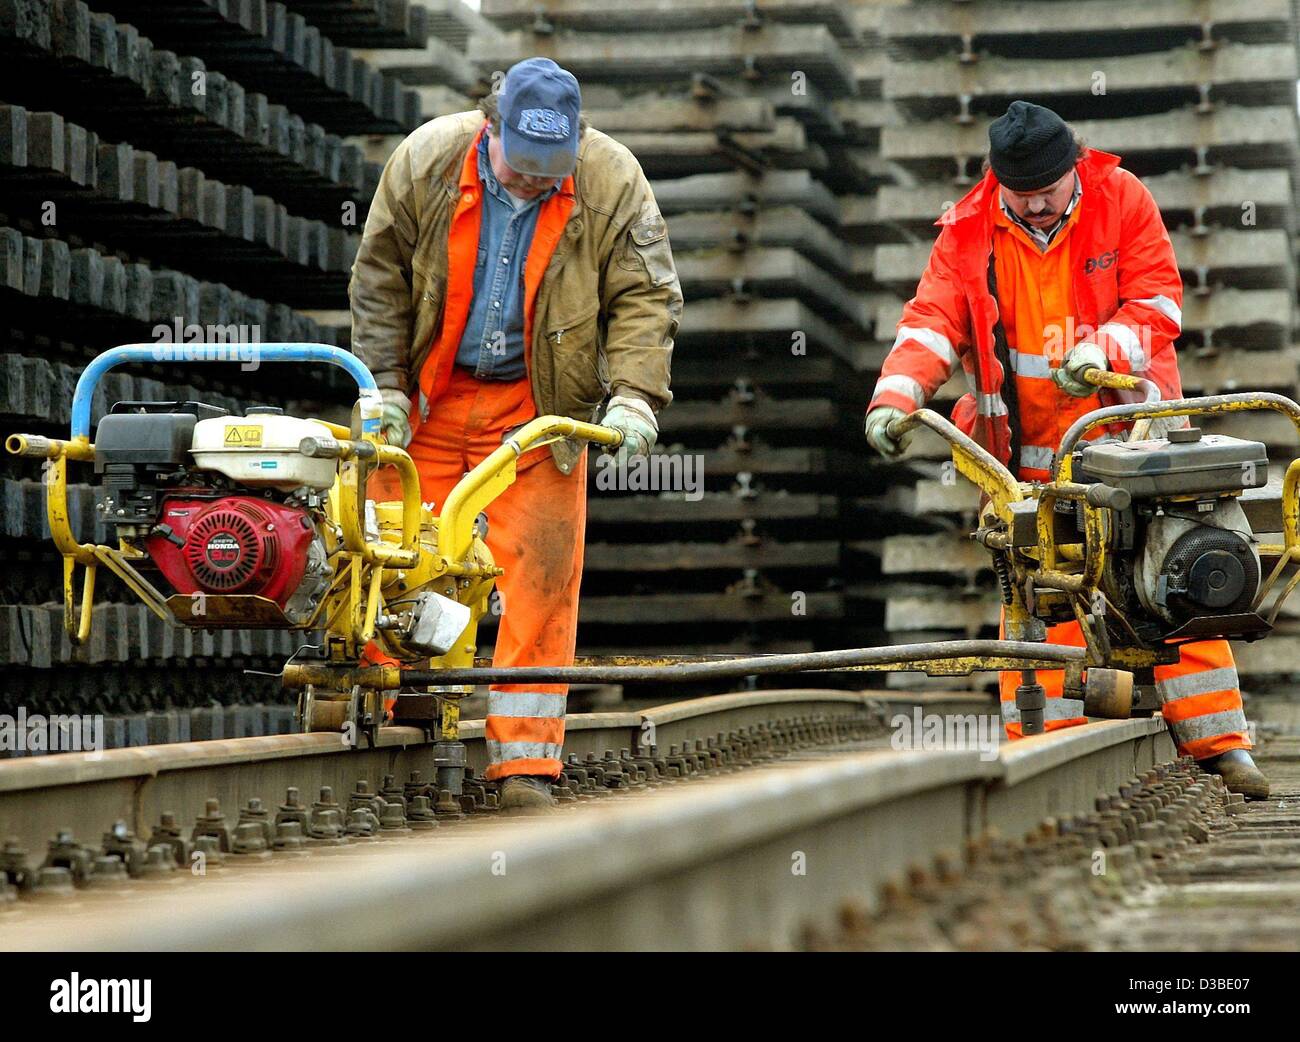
[[1153, 650, 1250, 759], [1019, 444, 1055, 471], [485, 740, 564, 764], [997, 614, 1250, 758], [485, 690, 565, 766]]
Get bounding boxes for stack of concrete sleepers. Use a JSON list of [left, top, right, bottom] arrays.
[[357, 0, 491, 123], [0, 0, 437, 743]]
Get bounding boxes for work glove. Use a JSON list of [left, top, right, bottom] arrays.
[[378, 388, 413, 449], [863, 406, 911, 461], [1052, 342, 1108, 398], [600, 394, 658, 465]]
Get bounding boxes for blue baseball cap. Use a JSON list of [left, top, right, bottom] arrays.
[[498, 57, 581, 179]]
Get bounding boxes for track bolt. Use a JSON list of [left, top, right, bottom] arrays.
[[237, 797, 275, 848], [405, 771, 433, 802], [379, 801, 411, 834], [87, 855, 130, 890], [307, 788, 347, 845], [276, 788, 311, 838], [31, 865, 76, 900], [43, 829, 93, 885], [0, 837, 31, 891], [345, 807, 380, 838], [193, 798, 233, 852], [349, 779, 386, 821], [191, 834, 225, 868], [101, 820, 146, 877], [273, 821, 309, 852], [434, 788, 464, 820], [149, 812, 192, 870], [407, 796, 439, 830], [139, 844, 179, 877], [380, 775, 408, 814], [230, 822, 271, 858]]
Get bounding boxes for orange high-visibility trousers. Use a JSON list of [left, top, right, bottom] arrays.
[[374, 368, 587, 781], [998, 616, 1251, 759]]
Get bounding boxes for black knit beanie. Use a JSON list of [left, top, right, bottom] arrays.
[[988, 101, 1077, 191]]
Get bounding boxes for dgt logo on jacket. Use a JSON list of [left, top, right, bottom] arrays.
[[1084, 249, 1119, 274]]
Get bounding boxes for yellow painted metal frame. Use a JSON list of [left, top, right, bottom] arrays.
[[887, 369, 1300, 669], [438, 415, 621, 564], [1049, 379, 1300, 628], [6, 414, 621, 650]]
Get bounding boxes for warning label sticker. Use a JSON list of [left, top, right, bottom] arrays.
[[224, 425, 263, 446]]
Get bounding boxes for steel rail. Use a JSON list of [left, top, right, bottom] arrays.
[[0, 717, 1174, 951], [0, 689, 883, 861]]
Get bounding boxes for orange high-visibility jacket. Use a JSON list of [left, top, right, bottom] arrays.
[[869, 149, 1184, 478]]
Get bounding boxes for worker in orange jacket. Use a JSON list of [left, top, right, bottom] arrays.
[[350, 58, 682, 811], [864, 101, 1267, 798]]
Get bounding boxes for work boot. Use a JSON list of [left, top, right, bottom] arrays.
[[1200, 749, 1270, 800], [498, 775, 558, 814]]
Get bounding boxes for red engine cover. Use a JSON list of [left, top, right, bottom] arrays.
[[145, 495, 315, 606]]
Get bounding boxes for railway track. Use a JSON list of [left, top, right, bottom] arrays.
[[0, 688, 1292, 951], [810, 737, 1300, 952]]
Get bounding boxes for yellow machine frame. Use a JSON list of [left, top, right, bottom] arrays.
[[888, 368, 1300, 678], [7, 341, 620, 746]]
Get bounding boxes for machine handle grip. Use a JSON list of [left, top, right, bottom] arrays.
[[299, 435, 343, 459], [299, 435, 377, 461], [1082, 365, 1161, 403], [4, 433, 95, 462], [6, 433, 53, 457], [1084, 483, 1131, 511]]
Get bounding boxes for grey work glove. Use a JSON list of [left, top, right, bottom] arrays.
[[864, 406, 911, 461], [1052, 342, 1108, 398], [600, 394, 658, 465], [378, 388, 413, 448]]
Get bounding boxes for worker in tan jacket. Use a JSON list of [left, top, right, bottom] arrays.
[[350, 58, 682, 811]]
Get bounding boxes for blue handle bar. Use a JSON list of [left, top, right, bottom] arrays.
[[71, 343, 381, 439]]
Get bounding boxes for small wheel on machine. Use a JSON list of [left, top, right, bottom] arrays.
[[1083, 668, 1134, 720], [299, 685, 351, 732]]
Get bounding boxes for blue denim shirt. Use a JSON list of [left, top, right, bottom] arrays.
[[455, 134, 557, 380]]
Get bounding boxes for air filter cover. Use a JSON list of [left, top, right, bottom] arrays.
[[1077, 428, 1267, 498]]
